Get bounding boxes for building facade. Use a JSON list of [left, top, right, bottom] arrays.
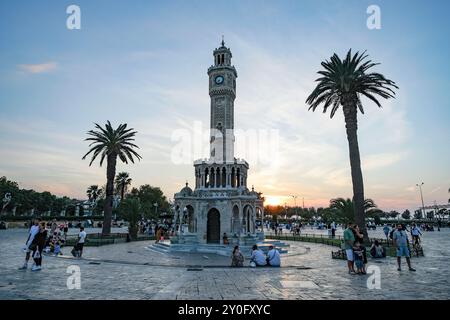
[[173, 40, 264, 245]]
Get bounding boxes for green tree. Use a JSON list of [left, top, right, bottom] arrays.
[[329, 197, 381, 226], [414, 210, 422, 220], [401, 209, 411, 220], [82, 121, 142, 235], [128, 184, 169, 219], [118, 198, 141, 240], [306, 50, 398, 242], [115, 172, 132, 201], [389, 210, 400, 219], [86, 185, 103, 203]]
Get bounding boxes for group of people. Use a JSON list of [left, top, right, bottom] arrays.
[[344, 222, 416, 274], [383, 223, 424, 245], [230, 244, 281, 267], [19, 218, 86, 271]]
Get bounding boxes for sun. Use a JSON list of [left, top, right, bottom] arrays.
[[265, 196, 282, 207]]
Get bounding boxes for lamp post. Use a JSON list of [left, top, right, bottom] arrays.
[[291, 195, 298, 221], [416, 182, 425, 219]]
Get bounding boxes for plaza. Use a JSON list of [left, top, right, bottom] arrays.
[[0, 228, 448, 300]]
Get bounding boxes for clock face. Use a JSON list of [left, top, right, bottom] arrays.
[[215, 75, 224, 84]]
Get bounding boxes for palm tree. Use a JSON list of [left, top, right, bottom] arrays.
[[82, 121, 142, 235], [330, 197, 382, 225], [306, 50, 398, 242], [86, 185, 103, 210], [115, 172, 132, 201]]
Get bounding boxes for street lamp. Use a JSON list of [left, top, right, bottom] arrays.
[[153, 202, 158, 218], [290, 195, 299, 221], [416, 182, 425, 219]]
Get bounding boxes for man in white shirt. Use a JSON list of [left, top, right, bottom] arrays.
[[76, 226, 87, 257], [19, 218, 41, 270], [267, 245, 281, 267], [250, 245, 267, 266]]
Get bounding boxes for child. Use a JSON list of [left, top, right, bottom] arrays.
[[353, 241, 366, 274], [53, 241, 61, 256]]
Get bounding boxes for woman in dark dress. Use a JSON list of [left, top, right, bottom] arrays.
[[353, 224, 367, 274], [31, 222, 48, 271]]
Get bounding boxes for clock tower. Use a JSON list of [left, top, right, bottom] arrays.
[[207, 38, 237, 163], [172, 39, 265, 249]]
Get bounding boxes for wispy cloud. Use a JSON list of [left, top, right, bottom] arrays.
[[18, 62, 57, 74]]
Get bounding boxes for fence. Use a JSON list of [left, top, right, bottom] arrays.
[[65, 232, 155, 247]]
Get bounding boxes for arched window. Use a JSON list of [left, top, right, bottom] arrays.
[[221, 167, 226, 188]]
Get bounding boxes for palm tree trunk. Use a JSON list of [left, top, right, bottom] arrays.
[[121, 184, 125, 201], [342, 97, 369, 244], [103, 153, 117, 235]]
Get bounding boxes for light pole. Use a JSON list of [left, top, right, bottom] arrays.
[[416, 182, 425, 219], [290, 195, 298, 220]]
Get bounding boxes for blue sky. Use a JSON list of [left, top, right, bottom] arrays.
[[0, 0, 449, 212]]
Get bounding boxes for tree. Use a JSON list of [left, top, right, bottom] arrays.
[[86, 185, 102, 203], [401, 209, 411, 220], [306, 50, 398, 242], [118, 198, 141, 240], [389, 210, 400, 219], [414, 210, 422, 220], [115, 172, 132, 201], [329, 197, 382, 226], [127, 184, 170, 219], [82, 121, 142, 235]]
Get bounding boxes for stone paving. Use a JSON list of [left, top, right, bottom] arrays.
[[0, 228, 449, 300]]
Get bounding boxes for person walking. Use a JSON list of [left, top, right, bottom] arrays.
[[231, 245, 244, 267], [343, 223, 356, 274], [31, 222, 48, 271], [393, 224, 416, 271], [19, 218, 41, 270]]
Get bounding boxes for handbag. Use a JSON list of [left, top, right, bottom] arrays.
[[33, 246, 41, 259]]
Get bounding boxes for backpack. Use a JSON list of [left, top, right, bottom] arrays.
[[389, 229, 395, 240]]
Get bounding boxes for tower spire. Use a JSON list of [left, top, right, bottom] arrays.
[[221, 35, 225, 47]]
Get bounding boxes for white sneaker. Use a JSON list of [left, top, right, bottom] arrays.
[[31, 265, 41, 271]]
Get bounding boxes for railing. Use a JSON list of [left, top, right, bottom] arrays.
[[264, 231, 390, 246], [64, 232, 155, 247]]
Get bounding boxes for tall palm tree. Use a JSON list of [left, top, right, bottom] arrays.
[[115, 172, 132, 201], [86, 185, 102, 203], [306, 50, 398, 242], [82, 121, 142, 235]]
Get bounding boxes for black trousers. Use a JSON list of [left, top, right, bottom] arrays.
[[32, 247, 44, 266]]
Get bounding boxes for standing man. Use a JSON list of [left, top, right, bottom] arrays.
[[331, 221, 336, 238], [19, 218, 41, 270], [76, 226, 87, 258], [393, 224, 416, 271], [343, 222, 356, 274]]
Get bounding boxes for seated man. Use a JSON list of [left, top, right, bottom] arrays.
[[266, 245, 281, 267], [370, 240, 385, 258], [250, 245, 267, 266]]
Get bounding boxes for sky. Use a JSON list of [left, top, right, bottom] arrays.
[[0, 0, 449, 212]]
